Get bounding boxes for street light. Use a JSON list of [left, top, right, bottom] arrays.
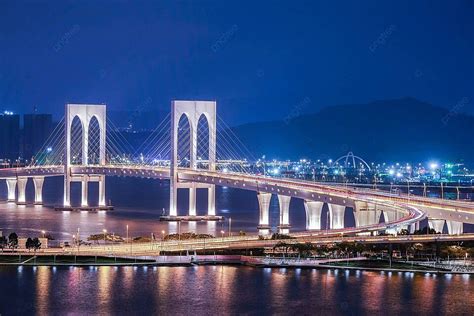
[[103, 229, 107, 247], [41, 230, 46, 238], [161, 230, 165, 254], [220, 230, 225, 240], [228, 218, 232, 237], [126, 224, 129, 243]]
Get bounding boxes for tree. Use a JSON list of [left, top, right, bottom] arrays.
[[414, 227, 438, 235], [8, 232, 18, 251], [25, 237, 33, 251], [399, 229, 410, 235], [291, 243, 315, 258], [32, 238, 42, 252], [0, 236, 7, 252], [273, 241, 291, 255]]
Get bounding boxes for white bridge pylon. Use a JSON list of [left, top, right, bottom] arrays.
[[170, 100, 217, 216], [64, 104, 106, 207]]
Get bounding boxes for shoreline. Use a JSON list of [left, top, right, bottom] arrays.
[[0, 254, 472, 275]]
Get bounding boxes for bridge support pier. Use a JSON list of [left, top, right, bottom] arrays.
[[170, 100, 216, 218], [81, 176, 88, 207], [6, 178, 17, 202], [64, 176, 71, 207], [446, 220, 463, 235], [189, 185, 197, 216], [354, 202, 381, 228], [257, 192, 272, 230], [33, 176, 45, 205], [328, 204, 345, 229], [277, 195, 291, 232], [16, 177, 28, 205], [98, 175, 106, 207], [428, 219, 445, 234], [64, 104, 107, 207], [304, 200, 323, 230], [383, 210, 407, 234], [208, 185, 215, 216], [409, 221, 420, 234]]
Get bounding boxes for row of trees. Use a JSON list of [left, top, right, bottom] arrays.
[[0, 233, 42, 252], [0, 232, 19, 251]]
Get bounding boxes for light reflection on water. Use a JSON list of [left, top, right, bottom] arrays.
[[0, 178, 303, 241], [7, 266, 474, 315]]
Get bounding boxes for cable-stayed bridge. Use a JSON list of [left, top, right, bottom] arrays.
[[1, 101, 473, 236]]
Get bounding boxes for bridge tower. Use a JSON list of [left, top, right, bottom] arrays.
[[64, 104, 106, 207], [170, 101, 216, 216]]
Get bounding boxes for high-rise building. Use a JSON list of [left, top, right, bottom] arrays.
[[23, 114, 53, 160], [0, 111, 20, 161]]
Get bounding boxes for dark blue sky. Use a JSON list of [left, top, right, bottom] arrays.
[[0, 0, 472, 125]]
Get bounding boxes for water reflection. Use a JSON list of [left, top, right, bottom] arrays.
[[97, 266, 114, 314], [36, 266, 50, 315], [0, 266, 472, 314]]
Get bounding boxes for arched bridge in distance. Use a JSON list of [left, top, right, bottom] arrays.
[[1, 101, 474, 238]]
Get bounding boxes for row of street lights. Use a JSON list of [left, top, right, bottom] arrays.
[[65, 216, 234, 252]]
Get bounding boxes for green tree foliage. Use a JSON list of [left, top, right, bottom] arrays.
[[8, 232, 18, 250], [25, 237, 34, 251], [270, 233, 295, 240], [32, 237, 42, 251]]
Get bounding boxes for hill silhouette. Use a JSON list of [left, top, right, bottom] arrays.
[[231, 97, 473, 163]]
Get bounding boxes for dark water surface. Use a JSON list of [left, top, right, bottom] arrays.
[[0, 265, 473, 315], [0, 177, 314, 241], [0, 177, 474, 314], [0, 177, 472, 240]]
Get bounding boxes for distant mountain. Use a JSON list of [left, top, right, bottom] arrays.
[[231, 98, 474, 163]]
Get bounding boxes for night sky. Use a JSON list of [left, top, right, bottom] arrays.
[[0, 0, 472, 125]]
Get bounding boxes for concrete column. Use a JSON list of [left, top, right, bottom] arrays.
[[99, 115, 106, 166], [81, 176, 88, 207], [382, 210, 398, 234], [190, 123, 197, 170], [409, 222, 419, 234], [383, 210, 397, 223], [33, 176, 45, 205], [17, 177, 28, 205], [98, 175, 106, 207], [354, 202, 381, 227], [208, 185, 216, 216], [189, 185, 197, 216], [304, 200, 323, 230], [446, 221, 463, 235], [82, 121, 89, 165], [6, 178, 17, 202], [63, 175, 71, 207], [170, 101, 216, 218], [257, 192, 272, 228], [170, 103, 179, 217], [328, 204, 345, 229], [277, 195, 291, 228], [428, 219, 445, 233]]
